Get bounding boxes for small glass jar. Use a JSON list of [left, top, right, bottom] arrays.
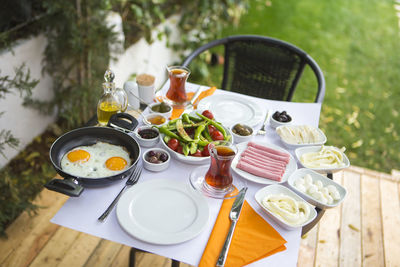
[[97, 69, 128, 126]]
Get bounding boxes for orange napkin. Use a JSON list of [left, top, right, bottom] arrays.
[[168, 86, 217, 120], [199, 199, 287, 267]]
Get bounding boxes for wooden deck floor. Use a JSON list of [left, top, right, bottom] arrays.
[[0, 166, 399, 267]]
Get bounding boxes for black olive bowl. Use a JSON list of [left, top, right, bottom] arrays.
[[142, 148, 170, 172], [270, 111, 292, 129]]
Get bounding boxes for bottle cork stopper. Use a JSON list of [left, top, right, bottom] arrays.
[[136, 74, 155, 86]]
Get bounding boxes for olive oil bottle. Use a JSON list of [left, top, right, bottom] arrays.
[[97, 69, 128, 125]]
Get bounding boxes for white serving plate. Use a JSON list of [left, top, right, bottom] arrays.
[[287, 168, 347, 209], [276, 125, 327, 149], [116, 179, 209, 245], [159, 124, 233, 165], [231, 141, 297, 185], [197, 94, 265, 127], [295, 146, 350, 174], [254, 184, 317, 230]]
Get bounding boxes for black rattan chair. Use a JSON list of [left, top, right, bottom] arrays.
[[182, 35, 325, 103]]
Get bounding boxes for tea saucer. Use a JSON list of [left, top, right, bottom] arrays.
[[189, 165, 247, 199]]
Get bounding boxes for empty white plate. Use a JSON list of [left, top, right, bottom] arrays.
[[197, 94, 265, 127], [116, 179, 209, 245]]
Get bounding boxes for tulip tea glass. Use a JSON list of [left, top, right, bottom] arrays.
[[203, 141, 237, 197], [165, 66, 190, 107]]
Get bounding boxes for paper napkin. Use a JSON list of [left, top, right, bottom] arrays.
[[199, 199, 287, 267]]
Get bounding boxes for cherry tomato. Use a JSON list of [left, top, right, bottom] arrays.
[[211, 130, 224, 141], [207, 125, 216, 134], [177, 145, 183, 154], [167, 138, 179, 151], [201, 144, 211, 157], [202, 110, 214, 119], [192, 149, 202, 157]]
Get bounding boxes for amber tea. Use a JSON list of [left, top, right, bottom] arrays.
[[205, 144, 236, 190], [165, 66, 190, 105]]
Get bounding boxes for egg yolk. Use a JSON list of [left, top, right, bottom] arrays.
[[105, 157, 127, 171], [67, 149, 90, 163]]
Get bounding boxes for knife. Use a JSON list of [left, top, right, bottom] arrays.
[[216, 187, 248, 267]]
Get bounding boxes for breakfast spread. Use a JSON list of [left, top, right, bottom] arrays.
[[294, 174, 341, 204], [276, 125, 324, 144], [261, 193, 310, 226], [61, 141, 131, 178], [236, 142, 290, 181], [300, 145, 346, 169]]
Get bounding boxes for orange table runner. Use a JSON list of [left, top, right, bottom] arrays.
[[199, 199, 287, 267]]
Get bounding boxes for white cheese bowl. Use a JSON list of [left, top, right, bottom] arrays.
[[276, 125, 327, 149], [287, 168, 347, 209], [295, 146, 350, 174], [255, 184, 317, 230]]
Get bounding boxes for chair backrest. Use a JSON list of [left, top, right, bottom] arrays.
[[182, 35, 325, 103]]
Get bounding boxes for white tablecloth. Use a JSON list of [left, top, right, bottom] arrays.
[[51, 83, 321, 267]]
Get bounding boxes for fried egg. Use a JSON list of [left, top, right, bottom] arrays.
[[60, 142, 131, 178]]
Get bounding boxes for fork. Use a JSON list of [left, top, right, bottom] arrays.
[[257, 110, 271, 135], [98, 164, 142, 222]]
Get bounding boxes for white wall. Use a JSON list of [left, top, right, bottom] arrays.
[[0, 35, 55, 168], [0, 14, 181, 168]]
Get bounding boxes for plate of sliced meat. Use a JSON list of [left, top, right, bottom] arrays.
[[231, 141, 297, 184]]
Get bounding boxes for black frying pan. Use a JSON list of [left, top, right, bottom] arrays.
[[45, 114, 140, 197]]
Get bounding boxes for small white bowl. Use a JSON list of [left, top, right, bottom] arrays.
[[142, 148, 170, 172], [255, 184, 317, 230], [230, 123, 254, 144], [143, 113, 168, 127], [148, 102, 173, 119], [133, 126, 160, 148], [270, 111, 292, 129], [276, 125, 327, 149], [295, 146, 350, 174], [287, 168, 347, 209]]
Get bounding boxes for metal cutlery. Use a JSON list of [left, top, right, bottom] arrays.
[[183, 86, 204, 113], [216, 187, 248, 267], [127, 90, 149, 108], [257, 110, 271, 135], [98, 164, 142, 222]]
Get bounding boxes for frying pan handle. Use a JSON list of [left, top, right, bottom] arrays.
[[108, 113, 138, 133], [44, 177, 84, 197]]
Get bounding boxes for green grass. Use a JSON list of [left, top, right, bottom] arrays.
[[191, 0, 400, 173]]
